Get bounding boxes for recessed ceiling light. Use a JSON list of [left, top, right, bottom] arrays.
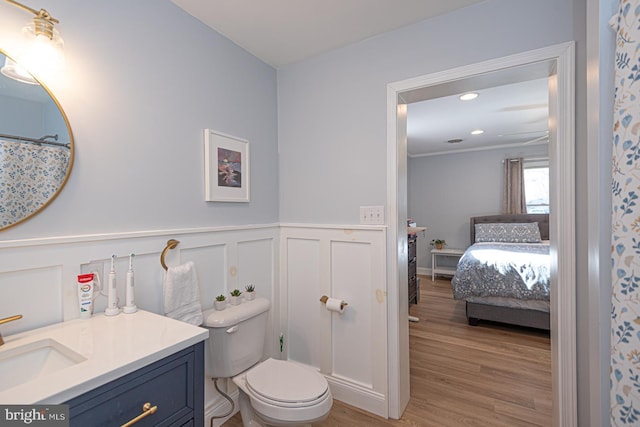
[[471, 129, 484, 135], [459, 92, 478, 101]]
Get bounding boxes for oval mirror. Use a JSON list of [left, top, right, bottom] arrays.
[[0, 49, 74, 231]]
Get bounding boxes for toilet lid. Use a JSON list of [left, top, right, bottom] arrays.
[[246, 358, 328, 404]]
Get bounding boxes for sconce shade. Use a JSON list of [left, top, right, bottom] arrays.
[[3, 1, 65, 79], [18, 20, 65, 77], [0, 55, 38, 84]]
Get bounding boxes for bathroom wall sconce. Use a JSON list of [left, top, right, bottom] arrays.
[[2, 0, 64, 80]]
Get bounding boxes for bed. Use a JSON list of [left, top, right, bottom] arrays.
[[451, 214, 550, 330]]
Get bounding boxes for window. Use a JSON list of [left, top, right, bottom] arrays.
[[524, 160, 549, 214]]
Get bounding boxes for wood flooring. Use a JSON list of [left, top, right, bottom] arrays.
[[222, 275, 551, 426]]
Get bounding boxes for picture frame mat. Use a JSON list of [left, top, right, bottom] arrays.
[[204, 129, 250, 202]]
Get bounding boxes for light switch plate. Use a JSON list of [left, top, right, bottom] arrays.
[[371, 206, 384, 225], [360, 206, 385, 225]]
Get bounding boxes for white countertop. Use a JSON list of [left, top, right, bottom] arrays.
[[0, 310, 209, 404]]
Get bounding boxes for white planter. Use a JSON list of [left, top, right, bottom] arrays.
[[214, 300, 226, 311], [229, 295, 242, 306], [244, 291, 255, 301]]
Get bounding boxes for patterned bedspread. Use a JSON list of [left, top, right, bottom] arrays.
[[451, 242, 550, 301]]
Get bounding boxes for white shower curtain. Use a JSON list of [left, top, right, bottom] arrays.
[[0, 139, 70, 228], [610, 1, 640, 425]]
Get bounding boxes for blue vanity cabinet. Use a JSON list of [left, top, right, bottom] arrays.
[[66, 342, 204, 427]]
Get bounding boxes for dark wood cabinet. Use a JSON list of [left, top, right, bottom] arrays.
[[408, 234, 418, 304]]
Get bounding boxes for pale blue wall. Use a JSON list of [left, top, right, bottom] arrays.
[[408, 144, 548, 269], [0, 0, 604, 423], [277, 0, 598, 423], [277, 0, 573, 223], [44, 101, 67, 144], [0, 0, 279, 240], [0, 94, 64, 141], [0, 96, 43, 137]]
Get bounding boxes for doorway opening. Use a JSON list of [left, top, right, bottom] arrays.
[[386, 42, 576, 425]]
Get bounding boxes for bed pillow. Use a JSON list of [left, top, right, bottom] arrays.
[[475, 222, 542, 243]]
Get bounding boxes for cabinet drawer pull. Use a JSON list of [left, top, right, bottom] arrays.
[[121, 402, 158, 427]]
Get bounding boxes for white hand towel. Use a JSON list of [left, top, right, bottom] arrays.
[[163, 261, 203, 325]]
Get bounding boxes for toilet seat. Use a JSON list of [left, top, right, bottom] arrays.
[[246, 358, 328, 406], [234, 358, 333, 425]]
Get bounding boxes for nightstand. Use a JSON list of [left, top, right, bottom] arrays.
[[431, 247, 465, 281]]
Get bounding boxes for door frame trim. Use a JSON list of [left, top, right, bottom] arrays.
[[385, 41, 576, 426]]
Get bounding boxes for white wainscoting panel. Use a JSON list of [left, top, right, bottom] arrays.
[[0, 223, 391, 421], [284, 237, 322, 368], [182, 244, 227, 311], [280, 225, 388, 418], [330, 241, 373, 386], [0, 266, 63, 336], [237, 239, 275, 294], [237, 238, 279, 357], [0, 224, 279, 425]]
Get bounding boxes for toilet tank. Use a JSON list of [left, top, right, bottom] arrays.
[[202, 297, 271, 378]]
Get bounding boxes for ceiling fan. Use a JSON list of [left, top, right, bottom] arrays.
[[523, 134, 549, 144], [498, 130, 549, 145]]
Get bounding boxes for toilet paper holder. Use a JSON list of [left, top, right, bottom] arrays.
[[319, 295, 348, 310]]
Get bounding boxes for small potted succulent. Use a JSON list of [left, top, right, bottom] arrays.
[[244, 284, 256, 301], [229, 288, 243, 305], [214, 294, 227, 311], [430, 239, 447, 250]]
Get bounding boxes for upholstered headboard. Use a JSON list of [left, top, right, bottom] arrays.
[[470, 214, 550, 243]]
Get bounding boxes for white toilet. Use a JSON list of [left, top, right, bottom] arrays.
[[202, 297, 332, 426]]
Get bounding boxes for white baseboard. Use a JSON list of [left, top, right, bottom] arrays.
[[326, 375, 387, 418], [417, 267, 430, 276]]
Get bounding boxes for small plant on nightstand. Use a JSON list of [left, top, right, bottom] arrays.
[[430, 239, 447, 250], [244, 284, 256, 301]]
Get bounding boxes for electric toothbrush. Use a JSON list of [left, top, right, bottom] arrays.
[[105, 254, 120, 316], [123, 253, 137, 314]]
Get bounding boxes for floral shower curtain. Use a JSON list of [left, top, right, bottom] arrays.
[[611, 1, 640, 425], [0, 139, 70, 228]]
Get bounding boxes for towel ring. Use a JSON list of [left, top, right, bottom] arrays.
[[160, 239, 180, 270]]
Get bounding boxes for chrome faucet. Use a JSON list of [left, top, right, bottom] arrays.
[[0, 314, 22, 346]]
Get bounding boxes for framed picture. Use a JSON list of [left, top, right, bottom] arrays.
[[204, 129, 250, 202]]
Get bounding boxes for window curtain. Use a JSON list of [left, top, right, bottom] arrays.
[[610, 2, 640, 425], [0, 139, 70, 228], [502, 157, 526, 214]]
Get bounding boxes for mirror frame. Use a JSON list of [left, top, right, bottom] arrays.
[[0, 49, 74, 231]]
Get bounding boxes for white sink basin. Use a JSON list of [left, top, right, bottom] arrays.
[[0, 338, 87, 392]]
